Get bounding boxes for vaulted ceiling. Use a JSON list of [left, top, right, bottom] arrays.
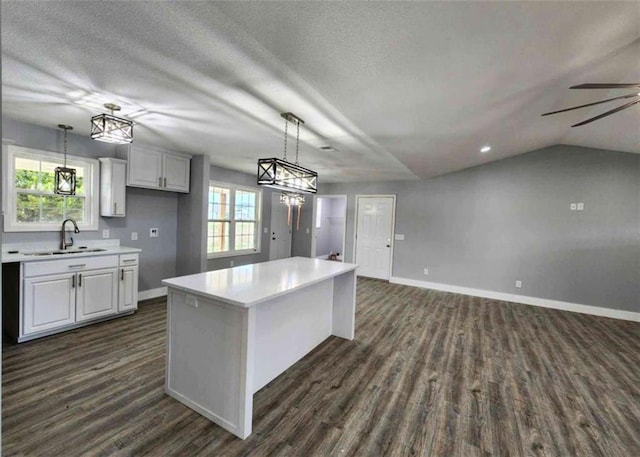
[[2, 1, 639, 183]]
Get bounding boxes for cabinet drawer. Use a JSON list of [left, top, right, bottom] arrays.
[[119, 253, 139, 266], [24, 255, 119, 277]]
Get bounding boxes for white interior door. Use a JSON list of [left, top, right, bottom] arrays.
[[269, 193, 292, 260], [355, 196, 395, 280]]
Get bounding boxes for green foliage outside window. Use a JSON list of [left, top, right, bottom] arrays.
[[15, 167, 85, 224]]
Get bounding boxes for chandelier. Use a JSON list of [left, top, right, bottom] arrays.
[[54, 124, 76, 195], [257, 112, 318, 195], [90, 103, 133, 144]]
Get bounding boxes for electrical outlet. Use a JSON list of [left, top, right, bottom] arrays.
[[102, 229, 109, 239], [570, 203, 577, 211], [423, 268, 429, 276], [131, 232, 138, 241], [230, 260, 234, 267], [515, 280, 522, 288], [150, 228, 159, 237], [306, 228, 310, 234], [263, 227, 268, 234], [577, 202, 584, 211]]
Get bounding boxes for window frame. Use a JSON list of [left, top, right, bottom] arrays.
[[207, 181, 262, 259], [3, 145, 100, 232]]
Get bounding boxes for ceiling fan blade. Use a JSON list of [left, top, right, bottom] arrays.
[[570, 83, 640, 89], [572, 99, 640, 127], [541, 93, 639, 116]]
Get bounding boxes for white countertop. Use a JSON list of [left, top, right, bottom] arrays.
[[2, 243, 141, 263], [162, 257, 357, 307]]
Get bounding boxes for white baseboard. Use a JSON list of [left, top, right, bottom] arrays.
[[390, 276, 640, 322], [138, 286, 167, 301]]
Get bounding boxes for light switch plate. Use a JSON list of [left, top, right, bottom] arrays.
[[515, 280, 522, 288], [150, 228, 159, 237], [570, 203, 577, 211], [577, 202, 584, 211], [131, 232, 138, 241]]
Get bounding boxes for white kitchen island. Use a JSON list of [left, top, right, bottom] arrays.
[[162, 257, 357, 439]]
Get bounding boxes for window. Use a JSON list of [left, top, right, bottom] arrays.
[[3, 146, 99, 232], [207, 182, 262, 258]]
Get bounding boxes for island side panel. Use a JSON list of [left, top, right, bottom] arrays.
[[165, 288, 254, 439], [331, 270, 356, 340], [252, 279, 333, 393]]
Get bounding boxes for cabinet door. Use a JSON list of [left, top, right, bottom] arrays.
[[23, 273, 75, 335], [127, 147, 163, 189], [100, 158, 127, 217], [76, 268, 118, 322], [111, 159, 127, 215], [118, 266, 139, 312], [163, 153, 191, 192]]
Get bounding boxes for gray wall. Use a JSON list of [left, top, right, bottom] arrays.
[[2, 118, 179, 291], [323, 145, 640, 313], [291, 195, 314, 258], [176, 154, 210, 276], [207, 165, 275, 270]]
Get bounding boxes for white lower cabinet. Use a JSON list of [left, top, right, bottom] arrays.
[[118, 254, 139, 312], [76, 267, 118, 322], [23, 273, 75, 334], [20, 253, 139, 341]]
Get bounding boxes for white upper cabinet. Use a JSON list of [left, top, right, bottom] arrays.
[[99, 157, 127, 217], [116, 144, 191, 193]]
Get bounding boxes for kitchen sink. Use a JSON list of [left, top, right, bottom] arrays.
[[23, 248, 107, 256]]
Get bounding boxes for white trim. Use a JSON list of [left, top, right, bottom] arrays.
[[390, 276, 640, 322], [207, 181, 262, 258], [138, 286, 167, 301], [3, 145, 100, 232], [354, 194, 396, 280]]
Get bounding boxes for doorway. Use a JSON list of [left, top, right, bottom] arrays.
[[312, 195, 347, 261], [354, 195, 396, 280], [269, 192, 292, 260]]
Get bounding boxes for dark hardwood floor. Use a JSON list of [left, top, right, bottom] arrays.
[[3, 278, 639, 456]]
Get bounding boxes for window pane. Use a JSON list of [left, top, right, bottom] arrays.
[[41, 195, 64, 222], [40, 161, 58, 193], [208, 221, 230, 253], [235, 190, 256, 221], [235, 222, 256, 250], [209, 186, 230, 220], [15, 157, 40, 190], [16, 193, 41, 222], [64, 196, 85, 222]]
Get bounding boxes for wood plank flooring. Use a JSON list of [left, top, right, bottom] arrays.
[[3, 278, 639, 456]]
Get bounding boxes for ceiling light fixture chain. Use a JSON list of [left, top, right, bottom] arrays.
[[283, 115, 288, 161], [295, 118, 300, 165]]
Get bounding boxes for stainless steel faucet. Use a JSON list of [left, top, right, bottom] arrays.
[[60, 218, 80, 250]]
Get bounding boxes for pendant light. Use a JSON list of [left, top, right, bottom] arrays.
[[257, 112, 318, 194], [54, 124, 76, 195], [90, 103, 133, 144]]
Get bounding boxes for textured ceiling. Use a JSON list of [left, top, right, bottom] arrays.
[[2, 1, 639, 183]]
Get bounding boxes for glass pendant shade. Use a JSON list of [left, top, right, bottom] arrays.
[[54, 166, 77, 195], [90, 113, 133, 144], [280, 191, 306, 206], [258, 158, 318, 194]]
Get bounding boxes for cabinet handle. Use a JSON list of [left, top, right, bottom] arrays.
[[78, 274, 82, 287], [122, 259, 136, 263], [72, 275, 75, 289], [68, 264, 86, 268], [158, 176, 163, 187], [114, 202, 117, 214], [163, 177, 167, 187], [121, 269, 124, 281]]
